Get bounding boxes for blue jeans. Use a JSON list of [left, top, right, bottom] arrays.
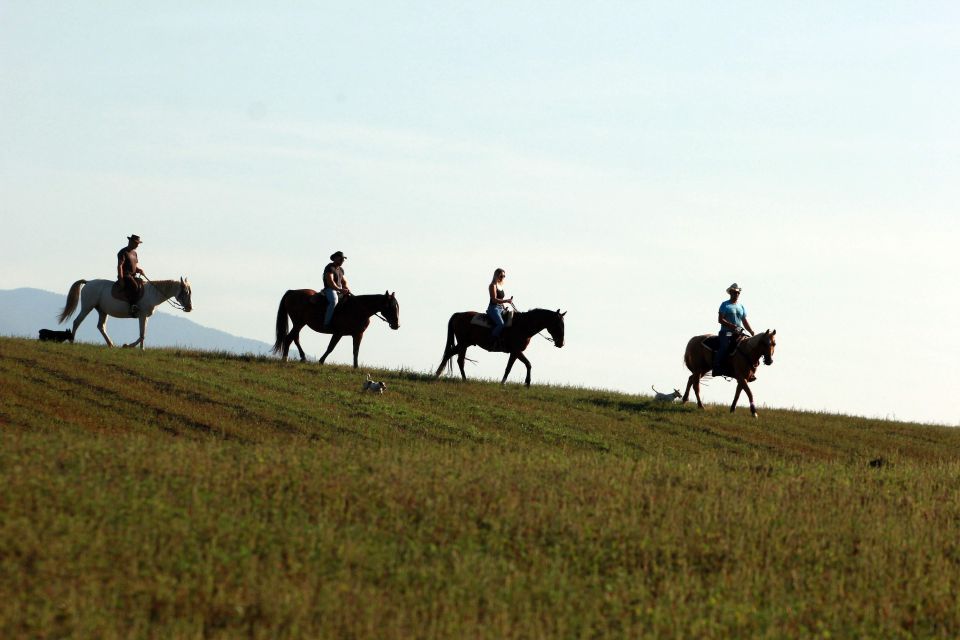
[[487, 304, 505, 337], [713, 332, 733, 374], [323, 288, 339, 326]]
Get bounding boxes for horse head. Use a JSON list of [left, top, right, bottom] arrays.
[[760, 329, 776, 365], [178, 277, 193, 312], [548, 309, 566, 348], [382, 290, 400, 330]]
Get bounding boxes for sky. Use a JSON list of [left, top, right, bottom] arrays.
[[2, 2, 958, 426]]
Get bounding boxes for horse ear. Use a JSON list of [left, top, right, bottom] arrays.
[[771, 329, 776, 336], [385, 290, 389, 296], [560, 310, 567, 317]]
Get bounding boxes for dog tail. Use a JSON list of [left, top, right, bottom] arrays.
[[58, 279, 87, 324]]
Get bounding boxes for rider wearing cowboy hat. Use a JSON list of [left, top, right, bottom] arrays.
[[322, 250, 351, 327], [713, 282, 755, 377], [117, 234, 146, 316]]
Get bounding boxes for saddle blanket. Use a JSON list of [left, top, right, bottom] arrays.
[[471, 310, 514, 329]]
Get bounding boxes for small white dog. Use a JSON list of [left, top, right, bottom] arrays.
[[362, 374, 387, 394], [651, 385, 681, 402]]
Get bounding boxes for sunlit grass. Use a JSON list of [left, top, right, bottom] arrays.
[[3, 337, 960, 638]]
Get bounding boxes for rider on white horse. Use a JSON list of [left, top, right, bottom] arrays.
[[117, 234, 146, 317]]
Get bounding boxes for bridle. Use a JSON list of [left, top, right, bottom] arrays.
[[144, 276, 191, 311]]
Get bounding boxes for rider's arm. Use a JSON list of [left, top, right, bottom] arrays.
[[117, 255, 125, 280], [341, 275, 350, 293], [717, 312, 736, 331], [324, 270, 338, 291], [742, 317, 755, 336]]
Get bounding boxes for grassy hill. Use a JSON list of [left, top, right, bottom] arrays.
[[3, 336, 960, 638]]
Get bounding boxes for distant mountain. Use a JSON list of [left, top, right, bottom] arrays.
[[0, 288, 274, 354]]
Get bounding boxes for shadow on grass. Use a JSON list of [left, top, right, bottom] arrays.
[[584, 396, 695, 415]]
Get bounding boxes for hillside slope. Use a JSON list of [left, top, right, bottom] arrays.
[[3, 337, 960, 638]]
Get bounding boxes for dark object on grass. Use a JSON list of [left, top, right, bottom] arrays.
[[38, 328, 73, 343], [868, 457, 887, 468]]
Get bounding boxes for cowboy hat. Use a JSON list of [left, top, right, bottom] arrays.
[[330, 250, 347, 260], [726, 283, 741, 293], [128, 234, 142, 243]]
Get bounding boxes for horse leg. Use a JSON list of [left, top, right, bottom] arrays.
[[682, 374, 695, 403], [319, 334, 343, 365], [291, 326, 307, 362], [351, 333, 364, 369], [96, 311, 114, 347], [283, 321, 306, 362], [517, 352, 533, 387], [71, 305, 94, 339], [501, 353, 519, 385], [730, 381, 744, 413], [740, 381, 758, 418], [124, 316, 147, 349], [692, 374, 705, 409], [456, 344, 468, 381]]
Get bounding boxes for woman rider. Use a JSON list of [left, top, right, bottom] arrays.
[[487, 268, 513, 344]]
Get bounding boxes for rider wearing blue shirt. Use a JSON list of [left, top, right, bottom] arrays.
[[713, 283, 755, 376]]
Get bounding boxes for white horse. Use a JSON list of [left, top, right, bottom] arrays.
[[58, 278, 193, 349]]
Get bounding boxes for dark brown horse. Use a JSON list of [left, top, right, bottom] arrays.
[[272, 290, 400, 367], [682, 329, 777, 417], [435, 308, 566, 387]]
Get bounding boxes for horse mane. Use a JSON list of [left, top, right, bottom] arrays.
[[150, 279, 182, 298], [516, 308, 552, 316]]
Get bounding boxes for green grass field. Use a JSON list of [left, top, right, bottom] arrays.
[[2, 336, 960, 638]]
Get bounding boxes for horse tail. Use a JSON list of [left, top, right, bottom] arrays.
[[435, 313, 458, 376], [271, 291, 291, 355], [58, 280, 87, 324]]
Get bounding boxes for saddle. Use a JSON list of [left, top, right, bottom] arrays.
[[309, 291, 347, 322], [702, 334, 755, 380], [111, 277, 144, 304], [470, 309, 515, 329]]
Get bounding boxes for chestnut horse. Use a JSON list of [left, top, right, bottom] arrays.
[[435, 308, 566, 387], [682, 329, 777, 417], [272, 290, 399, 367]]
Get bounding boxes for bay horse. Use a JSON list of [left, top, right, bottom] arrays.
[[435, 309, 566, 387], [682, 329, 777, 417], [57, 278, 193, 349], [272, 290, 400, 367]]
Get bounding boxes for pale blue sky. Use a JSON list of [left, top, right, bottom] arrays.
[[2, 2, 958, 425]]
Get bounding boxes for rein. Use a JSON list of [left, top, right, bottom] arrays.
[[513, 306, 556, 343], [144, 276, 188, 311], [734, 335, 770, 367]]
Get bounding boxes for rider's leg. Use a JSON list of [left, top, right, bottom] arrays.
[[713, 333, 730, 376], [323, 288, 338, 326], [487, 304, 505, 339]]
